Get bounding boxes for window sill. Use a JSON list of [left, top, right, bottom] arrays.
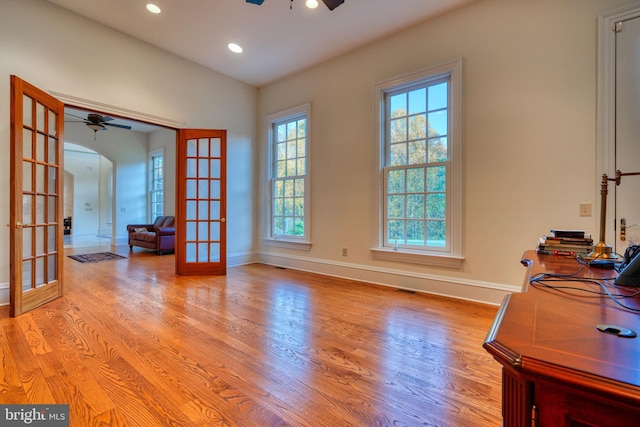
[[370, 247, 464, 268], [263, 238, 312, 251]]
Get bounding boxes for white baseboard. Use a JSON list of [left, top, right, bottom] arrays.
[[257, 252, 517, 306], [227, 251, 259, 267], [0, 282, 8, 307]]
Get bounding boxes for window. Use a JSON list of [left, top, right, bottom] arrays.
[[150, 150, 164, 219], [265, 104, 311, 249], [372, 59, 463, 267]]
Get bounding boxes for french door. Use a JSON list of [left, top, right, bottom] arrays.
[[10, 76, 64, 316], [176, 129, 227, 275]]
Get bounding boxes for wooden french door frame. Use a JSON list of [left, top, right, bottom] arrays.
[[175, 129, 227, 275], [10, 76, 65, 317]]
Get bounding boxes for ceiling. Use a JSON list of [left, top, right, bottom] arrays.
[[46, 0, 475, 88]]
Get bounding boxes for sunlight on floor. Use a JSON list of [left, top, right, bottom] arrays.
[[64, 233, 118, 250]]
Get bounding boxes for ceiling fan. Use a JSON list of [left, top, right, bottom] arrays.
[[246, 0, 345, 11], [65, 112, 132, 132]]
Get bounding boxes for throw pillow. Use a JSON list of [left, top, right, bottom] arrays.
[[134, 227, 147, 232]]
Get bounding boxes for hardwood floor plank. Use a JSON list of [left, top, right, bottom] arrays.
[[3, 319, 57, 404], [0, 246, 503, 426], [29, 308, 117, 415], [147, 350, 292, 427], [16, 314, 52, 356], [44, 371, 112, 427], [0, 315, 29, 402], [90, 407, 130, 427]]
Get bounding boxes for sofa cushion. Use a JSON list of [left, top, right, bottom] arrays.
[[131, 231, 157, 243], [143, 232, 158, 243], [159, 216, 175, 228]]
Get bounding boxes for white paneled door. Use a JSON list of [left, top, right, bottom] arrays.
[[615, 16, 640, 253]]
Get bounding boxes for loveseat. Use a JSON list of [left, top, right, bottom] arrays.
[[127, 216, 175, 254]]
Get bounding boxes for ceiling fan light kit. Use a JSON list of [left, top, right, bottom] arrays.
[[86, 123, 106, 132], [321, 0, 344, 10]]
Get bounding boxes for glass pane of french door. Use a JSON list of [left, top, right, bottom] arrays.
[[22, 95, 59, 290], [185, 137, 222, 262]]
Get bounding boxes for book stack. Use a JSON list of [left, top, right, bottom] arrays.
[[537, 229, 593, 256]]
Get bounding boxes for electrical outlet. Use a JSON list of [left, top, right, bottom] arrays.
[[342, 248, 348, 257], [579, 203, 592, 217]]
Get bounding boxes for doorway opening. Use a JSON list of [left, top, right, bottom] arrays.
[[62, 105, 176, 253], [63, 143, 114, 248]]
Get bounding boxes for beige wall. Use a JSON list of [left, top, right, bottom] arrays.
[[257, 0, 640, 302]]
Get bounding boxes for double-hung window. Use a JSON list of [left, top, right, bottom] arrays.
[[266, 103, 311, 249], [150, 149, 164, 220], [373, 59, 463, 267]]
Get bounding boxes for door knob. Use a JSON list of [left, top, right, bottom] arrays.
[[16, 222, 24, 229]]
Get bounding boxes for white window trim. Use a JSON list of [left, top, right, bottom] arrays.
[[149, 148, 164, 222], [263, 103, 312, 251], [371, 58, 464, 268]]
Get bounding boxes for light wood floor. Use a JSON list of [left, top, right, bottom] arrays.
[[0, 245, 503, 426]]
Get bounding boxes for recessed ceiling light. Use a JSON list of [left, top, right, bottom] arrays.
[[306, 0, 319, 8], [146, 4, 161, 14], [228, 43, 243, 54]]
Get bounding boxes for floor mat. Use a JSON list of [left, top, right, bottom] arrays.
[[67, 252, 127, 263]]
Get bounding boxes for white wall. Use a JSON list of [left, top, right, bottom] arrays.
[[63, 145, 105, 235], [0, 0, 258, 292], [257, 0, 640, 303]]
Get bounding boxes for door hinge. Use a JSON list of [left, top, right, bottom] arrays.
[[614, 21, 623, 32]]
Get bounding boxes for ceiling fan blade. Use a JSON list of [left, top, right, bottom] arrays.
[[246, 0, 265, 4], [65, 112, 89, 120], [104, 122, 132, 130]]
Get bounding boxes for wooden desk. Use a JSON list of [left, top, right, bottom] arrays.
[[484, 251, 640, 426]]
